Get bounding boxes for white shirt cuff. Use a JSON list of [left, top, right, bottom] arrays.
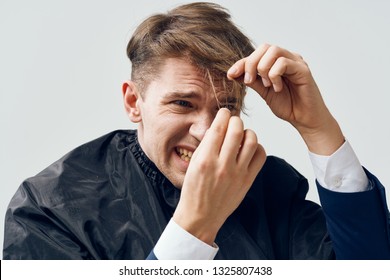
[[309, 140, 369, 192], [153, 218, 219, 260]]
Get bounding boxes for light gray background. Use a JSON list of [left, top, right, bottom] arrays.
[[1, 0, 389, 257]]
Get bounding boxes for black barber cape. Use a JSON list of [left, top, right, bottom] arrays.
[[3, 130, 390, 259]]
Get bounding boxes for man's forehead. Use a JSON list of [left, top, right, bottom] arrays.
[[155, 57, 244, 107], [162, 58, 225, 84]]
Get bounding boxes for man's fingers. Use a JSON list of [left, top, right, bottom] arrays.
[[237, 130, 266, 184], [227, 58, 246, 80], [237, 129, 259, 166], [220, 116, 244, 161], [244, 43, 271, 84], [267, 57, 290, 92], [198, 108, 231, 156], [248, 143, 266, 175], [268, 57, 311, 91], [254, 45, 297, 83], [227, 44, 307, 93], [226, 44, 271, 83]]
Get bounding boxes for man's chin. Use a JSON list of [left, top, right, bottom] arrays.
[[171, 173, 186, 189], [170, 177, 184, 189], [155, 157, 186, 189]]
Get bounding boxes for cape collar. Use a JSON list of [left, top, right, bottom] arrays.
[[128, 130, 181, 211]]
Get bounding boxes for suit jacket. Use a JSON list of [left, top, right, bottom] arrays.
[[3, 130, 390, 259]]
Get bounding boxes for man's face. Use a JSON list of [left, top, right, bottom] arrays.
[[128, 58, 241, 188]]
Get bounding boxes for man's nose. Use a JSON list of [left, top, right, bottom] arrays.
[[189, 113, 214, 142]]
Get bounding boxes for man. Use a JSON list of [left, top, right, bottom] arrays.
[[3, 2, 390, 259]]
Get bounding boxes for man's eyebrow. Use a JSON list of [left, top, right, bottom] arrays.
[[164, 91, 201, 99], [164, 91, 238, 105]]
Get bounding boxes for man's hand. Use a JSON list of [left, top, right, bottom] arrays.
[[173, 108, 266, 245], [227, 44, 345, 155]]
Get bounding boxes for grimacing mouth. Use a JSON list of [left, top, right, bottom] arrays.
[[176, 147, 193, 162]]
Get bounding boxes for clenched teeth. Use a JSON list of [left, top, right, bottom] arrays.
[[177, 147, 193, 162]]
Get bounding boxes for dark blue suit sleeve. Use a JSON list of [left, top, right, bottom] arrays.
[[146, 250, 158, 260], [317, 168, 390, 259]]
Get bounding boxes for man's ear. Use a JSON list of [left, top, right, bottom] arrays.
[[122, 81, 142, 123]]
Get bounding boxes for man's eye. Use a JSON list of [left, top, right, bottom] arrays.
[[173, 100, 192, 108]]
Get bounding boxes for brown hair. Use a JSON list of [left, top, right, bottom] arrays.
[[126, 2, 255, 111]]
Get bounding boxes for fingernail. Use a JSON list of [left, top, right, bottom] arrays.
[[262, 77, 271, 87], [273, 83, 282, 92], [244, 72, 252, 83], [227, 67, 238, 75]]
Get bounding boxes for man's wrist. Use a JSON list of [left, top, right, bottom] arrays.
[[153, 219, 219, 260], [309, 140, 369, 192], [300, 117, 345, 156]]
